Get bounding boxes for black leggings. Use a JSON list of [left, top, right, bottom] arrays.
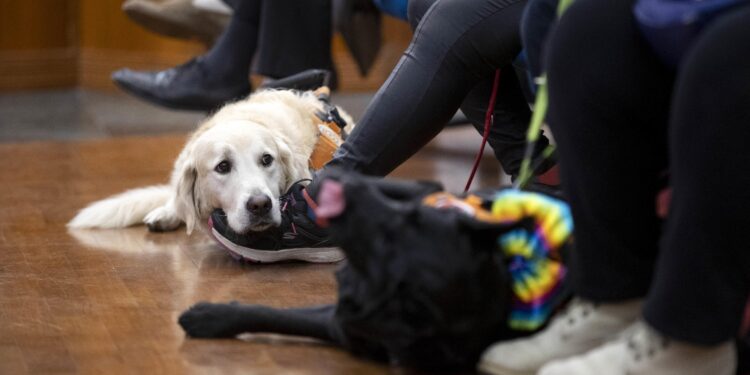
[[547, 0, 750, 345], [324, 0, 550, 178]]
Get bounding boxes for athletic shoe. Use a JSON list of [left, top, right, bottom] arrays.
[[478, 298, 642, 375], [539, 321, 736, 375], [208, 181, 343, 263]]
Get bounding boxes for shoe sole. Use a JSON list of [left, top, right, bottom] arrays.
[[476, 360, 535, 375], [211, 227, 345, 264], [123, 6, 219, 45]]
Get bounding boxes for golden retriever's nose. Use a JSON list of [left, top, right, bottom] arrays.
[[246, 195, 272, 216]]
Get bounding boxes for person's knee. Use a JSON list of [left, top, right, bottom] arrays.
[[407, 0, 435, 29], [546, 0, 639, 86], [520, 0, 557, 43], [679, 7, 750, 95]]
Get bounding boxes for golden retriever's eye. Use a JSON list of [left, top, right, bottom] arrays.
[[214, 160, 231, 174], [261, 154, 274, 167]]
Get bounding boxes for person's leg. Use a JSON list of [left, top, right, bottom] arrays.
[[221, 0, 240, 10], [547, 0, 674, 301], [405, 0, 433, 27], [254, 0, 336, 86], [479, 0, 674, 372], [199, 0, 261, 83], [325, 0, 530, 177], [520, 0, 559, 79], [407, 0, 550, 178], [644, 4, 750, 345], [459, 68, 552, 177], [112, 0, 260, 111], [520, 5, 750, 375]]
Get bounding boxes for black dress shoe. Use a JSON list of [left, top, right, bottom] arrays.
[[112, 58, 251, 112]]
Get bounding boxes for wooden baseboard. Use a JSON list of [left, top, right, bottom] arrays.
[[0, 49, 78, 91]]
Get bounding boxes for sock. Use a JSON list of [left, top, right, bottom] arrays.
[[201, 0, 261, 83]]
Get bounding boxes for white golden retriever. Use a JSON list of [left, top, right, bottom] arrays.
[[68, 89, 353, 235]]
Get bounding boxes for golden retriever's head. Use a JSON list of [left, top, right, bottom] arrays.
[[175, 120, 308, 235], [170, 89, 345, 235]]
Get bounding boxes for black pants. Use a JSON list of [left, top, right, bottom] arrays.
[[520, 0, 558, 79], [547, 0, 750, 345], [235, 0, 334, 80], [325, 0, 550, 177]]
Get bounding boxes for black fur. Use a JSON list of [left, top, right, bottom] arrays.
[[179, 169, 537, 371]]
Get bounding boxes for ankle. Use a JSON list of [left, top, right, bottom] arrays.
[[197, 59, 250, 88]]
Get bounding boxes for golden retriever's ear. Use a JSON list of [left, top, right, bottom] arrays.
[[275, 137, 309, 191], [175, 162, 204, 235]]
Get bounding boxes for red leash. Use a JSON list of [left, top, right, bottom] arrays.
[[464, 69, 501, 193]]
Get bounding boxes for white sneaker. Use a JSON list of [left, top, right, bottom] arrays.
[[478, 298, 642, 375], [538, 321, 736, 375]]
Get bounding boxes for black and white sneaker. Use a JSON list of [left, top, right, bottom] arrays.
[[208, 181, 344, 263]]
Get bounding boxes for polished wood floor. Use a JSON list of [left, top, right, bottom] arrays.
[[0, 131, 503, 374]]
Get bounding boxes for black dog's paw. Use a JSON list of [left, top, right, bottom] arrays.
[[178, 302, 244, 338]]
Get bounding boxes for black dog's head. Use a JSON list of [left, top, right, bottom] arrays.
[[312, 169, 522, 370]]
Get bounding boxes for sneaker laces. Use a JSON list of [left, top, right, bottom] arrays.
[[278, 179, 313, 232], [626, 323, 670, 362], [550, 299, 599, 340]]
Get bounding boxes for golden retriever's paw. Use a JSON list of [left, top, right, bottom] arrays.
[[144, 206, 182, 232]]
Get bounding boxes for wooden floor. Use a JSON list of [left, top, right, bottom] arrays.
[[0, 132, 503, 374]]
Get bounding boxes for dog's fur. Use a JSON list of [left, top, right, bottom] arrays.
[[68, 90, 353, 234], [178, 170, 525, 371]]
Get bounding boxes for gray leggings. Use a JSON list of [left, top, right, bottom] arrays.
[[325, 0, 551, 177]]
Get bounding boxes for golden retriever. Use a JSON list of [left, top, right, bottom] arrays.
[[68, 89, 353, 237]]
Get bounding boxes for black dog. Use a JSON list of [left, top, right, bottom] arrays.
[[179, 170, 570, 371]]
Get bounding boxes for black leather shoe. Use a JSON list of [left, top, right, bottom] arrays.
[[112, 58, 251, 112]]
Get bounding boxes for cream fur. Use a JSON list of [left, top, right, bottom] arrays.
[[68, 89, 354, 235]]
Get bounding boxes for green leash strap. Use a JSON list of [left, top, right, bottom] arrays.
[[557, 0, 575, 15], [514, 0, 574, 189], [514, 77, 549, 189]]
